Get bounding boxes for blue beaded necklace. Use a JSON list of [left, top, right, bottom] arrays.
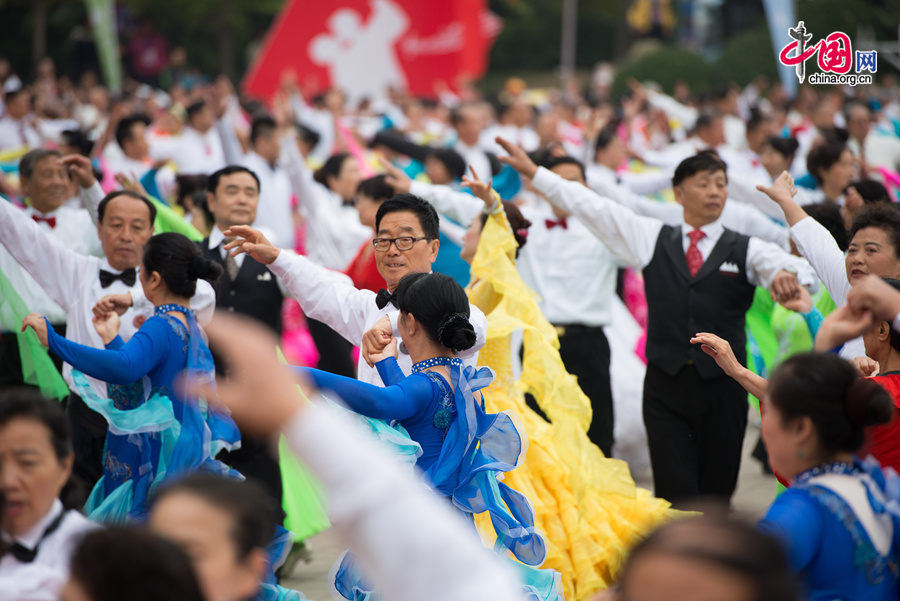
[[411, 356, 463, 373], [793, 459, 858, 486], [154, 303, 192, 316]]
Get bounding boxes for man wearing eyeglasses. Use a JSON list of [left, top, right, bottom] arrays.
[[224, 193, 487, 386]]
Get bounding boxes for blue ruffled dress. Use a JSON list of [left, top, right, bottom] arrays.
[[299, 356, 562, 601]]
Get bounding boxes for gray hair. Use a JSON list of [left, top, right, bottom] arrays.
[[19, 148, 62, 181]]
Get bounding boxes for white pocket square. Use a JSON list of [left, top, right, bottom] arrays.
[[257, 272, 273, 281], [719, 262, 740, 274]]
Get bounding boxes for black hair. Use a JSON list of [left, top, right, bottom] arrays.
[[693, 110, 722, 135], [374, 193, 440, 239], [672, 151, 728, 187], [844, 98, 872, 119], [620, 514, 799, 601], [594, 120, 620, 152], [97, 190, 157, 225], [765, 136, 799, 162], [142, 232, 222, 297], [848, 179, 890, 204], [449, 102, 477, 127], [313, 152, 352, 188], [190, 189, 214, 224], [769, 353, 893, 454], [0, 388, 71, 462], [175, 174, 209, 206], [3, 87, 28, 104], [528, 143, 566, 168], [426, 147, 467, 181], [849, 203, 900, 259], [19, 148, 62, 180], [61, 129, 94, 156], [297, 123, 321, 149], [69, 527, 205, 601], [393, 272, 475, 353], [803, 202, 849, 251], [115, 113, 151, 150], [250, 115, 277, 146], [807, 142, 848, 184], [151, 473, 276, 560], [185, 100, 206, 121], [357, 174, 395, 202], [207, 165, 261, 194], [884, 279, 900, 353], [746, 107, 770, 134], [821, 126, 850, 145], [545, 155, 586, 182], [479, 201, 531, 257]]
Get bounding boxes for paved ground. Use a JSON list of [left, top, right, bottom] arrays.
[[282, 420, 778, 600]]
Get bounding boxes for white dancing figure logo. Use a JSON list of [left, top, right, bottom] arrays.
[[309, 0, 410, 103]]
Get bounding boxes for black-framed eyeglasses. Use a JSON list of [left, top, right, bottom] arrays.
[[372, 236, 434, 251]]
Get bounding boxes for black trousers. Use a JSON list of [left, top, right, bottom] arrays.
[[219, 435, 284, 516], [643, 362, 747, 507], [306, 317, 356, 377], [67, 391, 108, 492], [555, 324, 614, 457], [0, 327, 66, 390]]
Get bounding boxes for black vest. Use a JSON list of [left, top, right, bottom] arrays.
[[643, 225, 756, 379], [200, 239, 283, 335]]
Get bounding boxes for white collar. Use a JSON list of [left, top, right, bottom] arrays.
[[681, 217, 723, 239], [23, 205, 61, 219], [209, 225, 227, 250], [7, 500, 63, 550]]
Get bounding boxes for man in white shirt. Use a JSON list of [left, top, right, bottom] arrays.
[[498, 138, 815, 506], [0, 89, 42, 153], [450, 102, 495, 183], [224, 194, 487, 387], [845, 99, 900, 179], [218, 115, 295, 250], [0, 155, 214, 489], [0, 150, 102, 388], [165, 100, 226, 175]]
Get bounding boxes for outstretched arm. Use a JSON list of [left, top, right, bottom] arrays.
[[690, 332, 768, 399], [295, 359, 431, 421]]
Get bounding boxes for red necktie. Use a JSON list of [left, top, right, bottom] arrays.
[[32, 214, 56, 229], [686, 229, 706, 277], [545, 217, 568, 230]]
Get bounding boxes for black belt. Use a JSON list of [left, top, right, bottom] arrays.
[[552, 323, 607, 336]]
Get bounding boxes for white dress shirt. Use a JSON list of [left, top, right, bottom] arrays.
[[0, 500, 97, 601], [531, 167, 817, 290], [207, 225, 288, 296], [289, 92, 336, 165], [481, 125, 540, 153], [588, 170, 792, 249], [160, 126, 226, 175], [0, 186, 215, 399], [408, 180, 622, 327], [585, 162, 674, 198], [453, 140, 492, 182], [280, 135, 371, 270], [0, 115, 41, 152], [848, 133, 900, 174], [0, 202, 103, 327], [789, 216, 866, 358], [286, 401, 521, 601], [268, 251, 487, 386]]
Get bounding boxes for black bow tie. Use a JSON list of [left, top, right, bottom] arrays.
[[5, 510, 65, 563], [375, 288, 395, 310], [99, 268, 137, 288]]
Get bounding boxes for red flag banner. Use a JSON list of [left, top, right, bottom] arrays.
[[243, 0, 501, 103]]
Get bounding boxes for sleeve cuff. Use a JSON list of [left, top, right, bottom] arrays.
[[269, 249, 295, 278], [530, 166, 555, 193]]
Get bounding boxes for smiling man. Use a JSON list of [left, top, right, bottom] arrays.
[[224, 193, 487, 386], [498, 139, 816, 507]]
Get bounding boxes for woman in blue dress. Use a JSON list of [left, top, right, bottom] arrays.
[[758, 352, 900, 601], [297, 271, 560, 601], [22, 232, 240, 522]]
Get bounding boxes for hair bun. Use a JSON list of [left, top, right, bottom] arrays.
[[189, 255, 222, 282], [437, 312, 476, 353], [844, 377, 893, 428]]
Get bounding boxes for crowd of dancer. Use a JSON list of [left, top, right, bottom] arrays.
[[1, 50, 900, 601]]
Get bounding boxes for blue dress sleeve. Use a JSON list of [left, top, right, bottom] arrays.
[[296, 362, 434, 422], [800, 306, 824, 339], [375, 356, 406, 386], [47, 317, 169, 385], [758, 488, 823, 571]]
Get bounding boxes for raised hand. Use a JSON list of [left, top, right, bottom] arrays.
[[92, 311, 121, 345], [776, 281, 812, 313], [21, 314, 49, 347], [850, 355, 880, 377], [181, 312, 312, 437], [379, 156, 412, 194], [770, 270, 801, 304], [368, 337, 398, 365], [61, 154, 96, 189], [222, 225, 280, 265], [93, 293, 134, 319], [690, 332, 741, 378], [361, 314, 393, 368], [755, 171, 797, 206], [461, 165, 496, 208], [495, 137, 538, 179], [114, 172, 148, 197], [847, 274, 900, 322]]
